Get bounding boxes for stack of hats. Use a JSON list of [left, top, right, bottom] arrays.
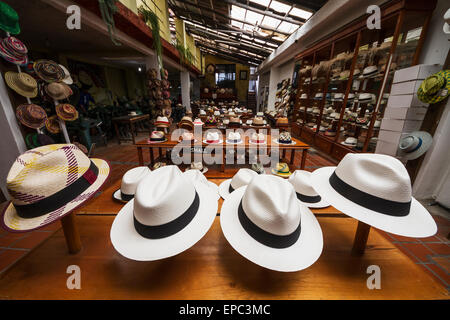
[[0, 36, 28, 65], [149, 130, 166, 142], [178, 116, 194, 131], [33, 60, 65, 83], [154, 116, 170, 128]]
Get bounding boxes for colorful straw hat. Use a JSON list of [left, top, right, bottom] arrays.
[[0, 2, 20, 34], [271, 162, 292, 178], [1, 144, 110, 232], [0, 36, 28, 65], [55, 104, 78, 121], [45, 82, 73, 101], [33, 60, 65, 83], [417, 70, 450, 104], [15, 104, 47, 129], [45, 115, 61, 134], [5, 72, 37, 98]]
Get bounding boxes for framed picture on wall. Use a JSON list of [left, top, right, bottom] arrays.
[[239, 70, 248, 80]]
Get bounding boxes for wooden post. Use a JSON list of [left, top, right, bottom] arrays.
[[60, 212, 82, 254], [300, 149, 308, 169], [351, 221, 371, 255]]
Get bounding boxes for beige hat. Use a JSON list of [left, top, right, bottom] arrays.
[[5, 72, 37, 98], [45, 82, 73, 101]]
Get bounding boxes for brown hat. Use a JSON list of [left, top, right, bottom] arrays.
[[45, 115, 61, 134], [56, 104, 78, 121], [5, 72, 37, 98], [33, 60, 65, 83], [16, 104, 47, 129], [45, 82, 73, 101], [276, 117, 289, 127], [252, 117, 265, 126]]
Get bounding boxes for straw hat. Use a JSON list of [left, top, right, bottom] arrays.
[[220, 174, 323, 272], [149, 131, 166, 142], [33, 60, 65, 83], [0, 2, 20, 34], [59, 64, 73, 85], [110, 165, 218, 261], [45, 82, 73, 100], [397, 131, 433, 160], [272, 162, 292, 178], [113, 167, 151, 203], [311, 153, 437, 237], [0, 36, 28, 65], [288, 170, 329, 208], [2, 144, 110, 232], [5, 72, 37, 98], [417, 70, 450, 104], [204, 132, 222, 144], [219, 168, 258, 200], [15, 104, 47, 129], [55, 104, 78, 121], [182, 169, 219, 201], [45, 115, 61, 134], [154, 116, 170, 128]]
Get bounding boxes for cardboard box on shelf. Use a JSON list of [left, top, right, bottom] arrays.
[[390, 80, 422, 95], [386, 94, 428, 108], [383, 106, 428, 120], [393, 64, 442, 84], [380, 118, 423, 132]]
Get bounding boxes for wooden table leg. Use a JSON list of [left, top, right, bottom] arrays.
[[130, 122, 136, 145], [351, 221, 371, 255], [300, 149, 308, 169], [290, 149, 295, 166], [158, 147, 163, 161], [282, 149, 286, 161], [137, 147, 144, 166], [60, 212, 82, 254], [221, 147, 225, 172], [113, 122, 121, 145], [149, 148, 155, 166]]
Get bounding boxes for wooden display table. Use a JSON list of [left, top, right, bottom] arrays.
[[112, 114, 150, 145], [0, 178, 446, 299], [135, 136, 310, 172]]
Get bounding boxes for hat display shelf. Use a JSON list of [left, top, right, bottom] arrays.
[[291, 1, 436, 162]]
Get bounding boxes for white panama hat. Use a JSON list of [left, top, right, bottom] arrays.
[[226, 131, 242, 144], [183, 169, 219, 201], [220, 174, 323, 272], [398, 131, 433, 160], [219, 168, 258, 199], [113, 166, 151, 203], [203, 131, 222, 144], [444, 9, 450, 34], [110, 165, 218, 261], [289, 170, 330, 209], [59, 64, 73, 85], [311, 153, 437, 237]]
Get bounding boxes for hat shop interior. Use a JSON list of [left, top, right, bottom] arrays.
[[0, 0, 449, 301]]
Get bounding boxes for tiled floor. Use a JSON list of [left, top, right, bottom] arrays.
[[0, 133, 449, 292]]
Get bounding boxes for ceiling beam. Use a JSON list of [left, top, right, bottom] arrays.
[[195, 41, 263, 65]]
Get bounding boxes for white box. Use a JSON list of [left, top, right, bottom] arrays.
[[378, 130, 411, 146], [390, 80, 422, 95], [386, 94, 428, 108], [383, 106, 428, 120], [375, 140, 399, 156], [380, 119, 423, 132], [393, 64, 442, 84]]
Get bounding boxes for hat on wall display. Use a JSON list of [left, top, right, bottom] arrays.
[[444, 9, 450, 34], [417, 70, 450, 104], [5, 71, 37, 98], [15, 103, 47, 129], [0, 36, 28, 65], [397, 131, 433, 160], [33, 60, 65, 83], [45, 82, 73, 101], [45, 115, 61, 134], [2, 144, 110, 232], [59, 64, 73, 85], [113, 166, 151, 203], [289, 170, 330, 209], [55, 104, 78, 121], [0, 2, 20, 34], [219, 168, 258, 200], [311, 153, 437, 237], [220, 174, 323, 272], [110, 165, 218, 261]]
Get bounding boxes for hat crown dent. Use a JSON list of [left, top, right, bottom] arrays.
[[289, 170, 318, 197], [242, 175, 301, 236], [121, 167, 150, 195], [133, 165, 195, 226], [7, 145, 90, 205], [335, 153, 412, 203], [231, 169, 257, 190]]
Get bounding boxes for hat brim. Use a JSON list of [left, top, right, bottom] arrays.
[[311, 166, 437, 237], [113, 189, 129, 204], [220, 186, 323, 272], [271, 170, 292, 178], [110, 181, 218, 261], [272, 139, 297, 145], [218, 179, 232, 199], [202, 139, 223, 144], [398, 131, 433, 160], [2, 158, 110, 232], [5, 72, 37, 98], [296, 196, 330, 209], [444, 23, 450, 34]]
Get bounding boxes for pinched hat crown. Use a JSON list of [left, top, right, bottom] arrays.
[[7, 144, 93, 206]]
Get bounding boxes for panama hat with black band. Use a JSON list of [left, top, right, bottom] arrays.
[[311, 153, 437, 237], [219, 168, 258, 199], [110, 165, 218, 261], [289, 170, 330, 209], [220, 174, 323, 272], [113, 166, 151, 203]]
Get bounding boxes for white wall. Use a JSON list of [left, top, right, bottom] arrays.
[[267, 60, 295, 111], [412, 0, 450, 203]]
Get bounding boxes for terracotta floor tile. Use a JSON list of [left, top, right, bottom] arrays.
[[10, 232, 52, 250], [424, 243, 450, 256], [0, 250, 27, 273], [0, 233, 27, 247], [35, 223, 62, 232], [388, 233, 421, 243], [418, 235, 445, 243], [430, 256, 450, 273], [434, 215, 450, 226], [399, 243, 435, 262], [423, 264, 450, 287]]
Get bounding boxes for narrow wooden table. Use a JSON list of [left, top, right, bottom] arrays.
[[135, 136, 309, 172], [113, 114, 150, 145]]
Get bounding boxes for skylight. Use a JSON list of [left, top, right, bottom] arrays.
[[269, 0, 291, 14], [249, 0, 270, 7], [290, 7, 313, 20]]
